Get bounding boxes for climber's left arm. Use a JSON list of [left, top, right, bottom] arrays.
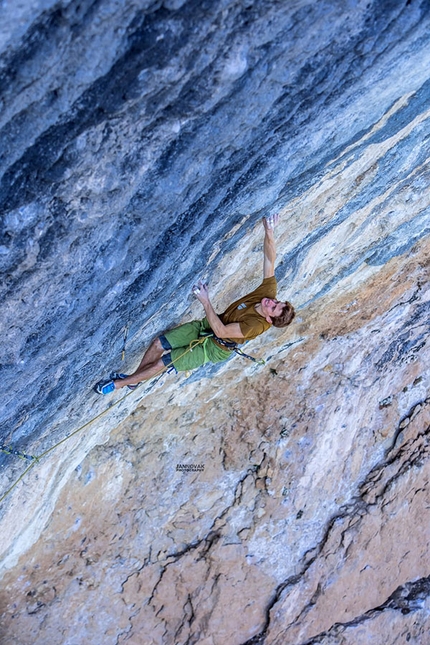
[[193, 282, 244, 340], [263, 213, 279, 279]]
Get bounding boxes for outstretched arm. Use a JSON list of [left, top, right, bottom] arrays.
[[193, 282, 244, 340], [263, 213, 279, 279]]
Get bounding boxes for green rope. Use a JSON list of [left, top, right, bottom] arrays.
[[0, 462, 38, 505]]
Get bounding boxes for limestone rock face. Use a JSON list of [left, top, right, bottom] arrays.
[[0, 1, 429, 644]]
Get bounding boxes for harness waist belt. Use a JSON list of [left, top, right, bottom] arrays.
[[199, 330, 265, 365], [199, 330, 237, 350]]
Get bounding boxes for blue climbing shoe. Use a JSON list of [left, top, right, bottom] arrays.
[[95, 379, 115, 395], [110, 372, 139, 391]]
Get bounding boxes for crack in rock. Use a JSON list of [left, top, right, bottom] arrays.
[[240, 398, 430, 645], [298, 575, 430, 644]]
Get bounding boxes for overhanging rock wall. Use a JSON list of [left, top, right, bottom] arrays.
[[0, 1, 429, 643]]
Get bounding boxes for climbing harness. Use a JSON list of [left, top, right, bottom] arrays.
[[199, 331, 266, 365]]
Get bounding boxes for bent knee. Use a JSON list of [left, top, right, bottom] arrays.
[[152, 337, 164, 351]]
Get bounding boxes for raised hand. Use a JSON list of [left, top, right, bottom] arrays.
[[263, 213, 279, 231], [192, 280, 209, 303]]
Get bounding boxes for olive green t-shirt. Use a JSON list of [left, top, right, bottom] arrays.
[[219, 276, 277, 342]]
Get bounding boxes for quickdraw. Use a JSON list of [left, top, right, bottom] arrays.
[[0, 444, 38, 462]]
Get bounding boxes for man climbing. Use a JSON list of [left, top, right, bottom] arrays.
[[95, 214, 295, 394]]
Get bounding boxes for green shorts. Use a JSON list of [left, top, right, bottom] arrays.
[[159, 319, 232, 372]]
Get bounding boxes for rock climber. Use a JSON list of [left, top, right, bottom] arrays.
[[95, 214, 295, 394]]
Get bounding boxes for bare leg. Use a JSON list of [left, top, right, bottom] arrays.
[[114, 357, 166, 389], [136, 337, 164, 371]]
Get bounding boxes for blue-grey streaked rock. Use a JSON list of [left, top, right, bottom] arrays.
[[0, 1, 429, 644]]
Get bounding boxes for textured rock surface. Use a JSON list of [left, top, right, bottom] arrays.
[[0, 0, 429, 644]]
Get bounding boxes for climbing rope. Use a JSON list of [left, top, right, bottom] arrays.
[[0, 337, 209, 505], [0, 462, 38, 505]]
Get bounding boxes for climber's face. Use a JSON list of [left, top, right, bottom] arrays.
[[260, 298, 285, 321]]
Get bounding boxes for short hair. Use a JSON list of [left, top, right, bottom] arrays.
[[271, 301, 295, 328]]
